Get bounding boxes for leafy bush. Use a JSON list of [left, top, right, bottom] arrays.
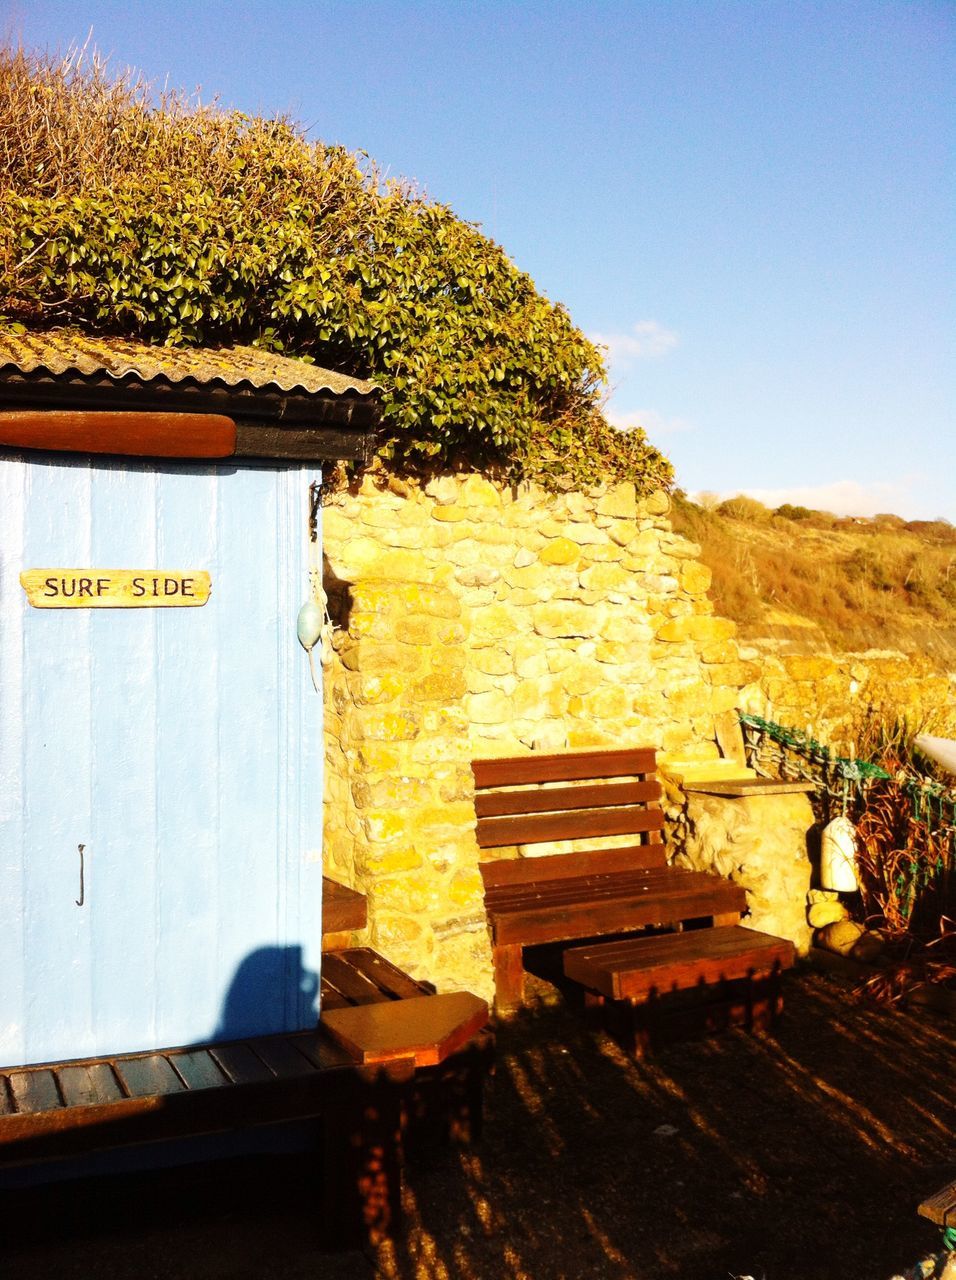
[[715, 494, 771, 522], [0, 44, 674, 493]]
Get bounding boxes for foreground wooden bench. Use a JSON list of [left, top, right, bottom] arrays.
[[0, 947, 491, 1249], [475, 746, 794, 1040], [920, 1178, 956, 1253]]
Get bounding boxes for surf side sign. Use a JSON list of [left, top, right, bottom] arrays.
[[20, 569, 212, 608]]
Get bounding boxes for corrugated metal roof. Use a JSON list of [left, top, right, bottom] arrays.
[[0, 329, 377, 399]]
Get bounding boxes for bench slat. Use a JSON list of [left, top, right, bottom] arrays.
[[321, 952, 393, 1005], [479, 844, 665, 889], [249, 1037, 315, 1079], [564, 926, 794, 1001], [171, 1050, 229, 1092], [474, 779, 661, 819], [208, 1043, 276, 1085], [918, 1180, 956, 1227], [340, 948, 433, 1000], [473, 748, 658, 788], [115, 1055, 186, 1098], [477, 804, 664, 850], [485, 867, 740, 912], [492, 883, 745, 946], [58, 1062, 124, 1107], [9, 1069, 62, 1115]]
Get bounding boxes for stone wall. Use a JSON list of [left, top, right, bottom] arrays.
[[737, 646, 956, 749], [675, 791, 815, 955], [321, 471, 763, 1000]]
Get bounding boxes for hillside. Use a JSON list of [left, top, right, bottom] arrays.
[[669, 495, 956, 668]]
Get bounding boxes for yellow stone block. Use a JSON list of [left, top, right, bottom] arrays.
[[432, 505, 469, 521], [504, 562, 549, 590], [559, 661, 603, 696], [533, 601, 598, 638], [784, 655, 838, 680], [567, 725, 617, 748], [680, 562, 713, 595], [394, 616, 439, 646], [641, 490, 671, 516], [475, 649, 514, 676], [346, 671, 409, 705], [608, 520, 639, 547], [698, 639, 740, 664], [466, 689, 512, 724], [345, 641, 423, 676], [582, 684, 630, 719], [512, 676, 557, 717], [414, 802, 476, 832], [579, 563, 630, 593], [706, 661, 762, 687], [416, 585, 461, 619], [539, 537, 581, 566], [354, 708, 420, 741], [663, 682, 706, 715], [596, 482, 637, 519], [448, 869, 484, 908], [356, 742, 404, 772], [595, 640, 630, 664], [655, 615, 737, 643], [580, 543, 626, 563], [371, 914, 427, 951], [363, 810, 410, 843], [458, 475, 502, 507], [410, 672, 468, 702], [471, 603, 519, 641], [363, 844, 422, 875], [513, 637, 549, 678]]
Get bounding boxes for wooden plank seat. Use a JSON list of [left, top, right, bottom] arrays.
[[320, 946, 494, 1148], [919, 1178, 956, 1244], [563, 925, 795, 1053], [0, 1029, 405, 1249], [0, 947, 492, 1249], [475, 747, 751, 1014], [563, 925, 795, 1001]]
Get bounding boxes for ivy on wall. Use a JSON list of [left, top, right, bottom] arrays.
[[0, 46, 673, 492]]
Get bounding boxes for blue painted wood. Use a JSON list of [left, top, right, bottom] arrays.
[[0, 456, 323, 1067]]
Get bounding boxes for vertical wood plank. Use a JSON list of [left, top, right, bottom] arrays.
[[21, 457, 96, 1062], [154, 465, 220, 1045], [89, 461, 159, 1055], [0, 459, 27, 1066]]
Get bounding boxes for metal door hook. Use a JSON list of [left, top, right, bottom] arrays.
[[75, 844, 85, 907]]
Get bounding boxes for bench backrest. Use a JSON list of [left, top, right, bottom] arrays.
[[473, 747, 666, 890]]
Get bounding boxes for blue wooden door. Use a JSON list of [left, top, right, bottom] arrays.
[[0, 456, 324, 1066]]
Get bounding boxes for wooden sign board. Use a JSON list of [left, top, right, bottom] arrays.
[[20, 570, 212, 608]]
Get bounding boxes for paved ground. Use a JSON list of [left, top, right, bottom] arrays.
[[3, 969, 954, 1279]]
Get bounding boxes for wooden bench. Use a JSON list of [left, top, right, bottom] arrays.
[[475, 746, 795, 1039], [0, 947, 491, 1249], [919, 1179, 956, 1251]]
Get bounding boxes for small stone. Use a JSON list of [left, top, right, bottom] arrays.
[[817, 919, 866, 955], [653, 1124, 678, 1137], [513, 547, 536, 568], [851, 930, 886, 962], [807, 900, 849, 928]]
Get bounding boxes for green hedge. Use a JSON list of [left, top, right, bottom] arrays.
[[0, 48, 673, 492]]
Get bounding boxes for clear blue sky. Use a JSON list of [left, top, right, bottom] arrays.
[[7, 0, 954, 519]]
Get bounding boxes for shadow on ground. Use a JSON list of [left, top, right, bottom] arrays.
[[2, 970, 954, 1280]]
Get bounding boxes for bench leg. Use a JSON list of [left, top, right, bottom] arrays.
[[492, 943, 525, 1015], [322, 1070, 406, 1251]]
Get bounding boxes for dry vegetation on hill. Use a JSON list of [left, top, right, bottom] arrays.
[[670, 495, 956, 663]]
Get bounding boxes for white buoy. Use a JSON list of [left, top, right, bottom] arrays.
[[820, 815, 859, 892]]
